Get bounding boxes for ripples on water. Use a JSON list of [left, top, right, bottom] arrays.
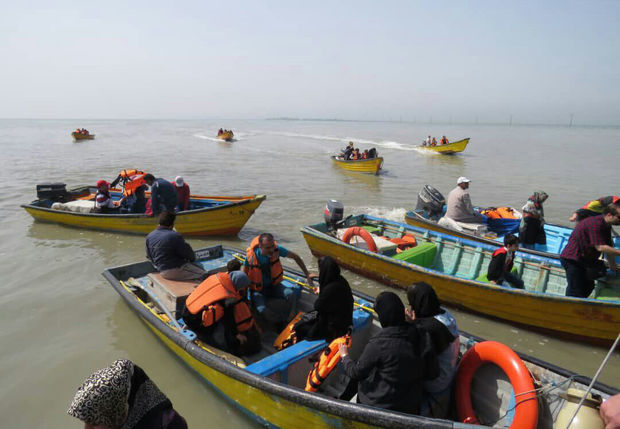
[[0, 119, 618, 427]]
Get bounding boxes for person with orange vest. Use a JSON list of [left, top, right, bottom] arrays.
[[182, 271, 261, 356], [338, 292, 428, 414], [487, 234, 524, 288], [440, 136, 449, 145], [243, 233, 317, 326], [570, 195, 619, 223]]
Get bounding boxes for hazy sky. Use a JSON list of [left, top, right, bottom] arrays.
[[1, 1, 619, 124]]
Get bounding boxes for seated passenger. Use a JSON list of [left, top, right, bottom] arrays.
[[143, 174, 178, 217], [173, 176, 190, 212], [123, 184, 147, 214], [368, 147, 377, 158], [218, 128, 223, 136], [296, 256, 353, 342], [431, 137, 437, 146], [445, 177, 485, 224], [488, 234, 524, 288], [361, 150, 369, 159], [406, 282, 459, 418], [243, 233, 317, 328], [338, 292, 428, 414], [351, 148, 360, 160], [145, 211, 207, 281], [94, 180, 124, 213], [440, 136, 448, 145], [182, 271, 261, 356]]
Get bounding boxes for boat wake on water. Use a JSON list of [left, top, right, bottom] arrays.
[[355, 206, 408, 222], [266, 131, 418, 151]]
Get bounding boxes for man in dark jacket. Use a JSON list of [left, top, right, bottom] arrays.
[[145, 211, 207, 281], [487, 234, 524, 289], [144, 174, 178, 217], [339, 292, 427, 414]]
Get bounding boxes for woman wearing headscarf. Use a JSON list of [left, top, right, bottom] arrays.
[[406, 282, 459, 418], [299, 256, 353, 342], [67, 359, 187, 429], [519, 191, 549, 250], [338, 291, 427, 414]]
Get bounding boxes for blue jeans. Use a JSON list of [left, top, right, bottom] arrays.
[[501, 271, 524, 289], [251, 283, 300, 323]]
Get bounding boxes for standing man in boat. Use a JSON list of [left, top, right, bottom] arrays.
[[145, 211, 207, 281], [143, 174, 178, 217], [560, 201, 620, 298], [172, 176, 190, 212], [244, 233, 318, 327], [445, 177, 485, 224]]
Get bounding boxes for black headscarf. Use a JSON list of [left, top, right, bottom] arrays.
[[318, 256, 341, 287], [406, 283, 456, 354], [374, 291, 406, 328]]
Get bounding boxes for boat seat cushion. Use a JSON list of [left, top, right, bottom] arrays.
[[476, 267, 518, 283], [392, 242, 437, 268]]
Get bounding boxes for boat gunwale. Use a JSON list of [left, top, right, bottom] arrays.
[[330, 155, 384, 165], [20, 194, 266, 219], [301, 214, 619, 307], [418, 138, 469, 150], [101, 251, 456, 429]]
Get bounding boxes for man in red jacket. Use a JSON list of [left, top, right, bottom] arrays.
[[173, 176, 190, 212]]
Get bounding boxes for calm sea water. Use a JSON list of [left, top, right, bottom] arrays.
[[0, 119, 618, 427]]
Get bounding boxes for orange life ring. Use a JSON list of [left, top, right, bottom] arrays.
[[341, 227, 378, 252], [455, 341, 538, 429]]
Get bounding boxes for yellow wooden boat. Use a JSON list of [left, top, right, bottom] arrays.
[[301, 214, 620, 345], [419, 138, 469, 154], [22, 185, 265, 236], [103, 244, 618, 427], [331, 156, 383, 175], [72, 132, 95, 140], [218, 131, 234, 141]]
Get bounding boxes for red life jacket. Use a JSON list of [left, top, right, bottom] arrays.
[[305, 335, 351, 392], [185, 272, 255, 332], [492, 247, 514, 272], [245, 236, 283, 291]]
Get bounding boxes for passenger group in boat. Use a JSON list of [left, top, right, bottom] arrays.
[[406, 282, 459, 419], [145, 211, 207, 281], [487, 234, 525, 289], [560, 201, 620, 297], [519, 191, 549, 250], [338, 143, 378, 160], [570, 195, 620, 223], [73, 128, 90, 135], [67, 359, 188, 429], [243, 233, 318, 329]]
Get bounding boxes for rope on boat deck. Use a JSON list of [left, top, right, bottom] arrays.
[[565, 332, 620, 429]]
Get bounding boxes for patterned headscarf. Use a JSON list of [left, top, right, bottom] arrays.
[[67, 359, 133, 428], [530, 191, 549, 206]]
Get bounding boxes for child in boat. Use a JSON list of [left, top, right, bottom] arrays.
[[487, 234, 524, 289]]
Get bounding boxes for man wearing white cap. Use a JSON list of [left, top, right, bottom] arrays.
[[445, 177, 484, 224], [172, 176, 190, 212]]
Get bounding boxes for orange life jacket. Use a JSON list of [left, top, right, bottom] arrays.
[[305, 335, 351, 392], [245, 236, 284, 291], [123, 174, 147, 197], [185, 272, 255, 332], [481, 207, 517, 219], [119, 169, 145, 179]]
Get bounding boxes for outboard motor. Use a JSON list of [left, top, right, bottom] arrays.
[[324, 200, 344, 232], [36, 183, 68, 202], [416, 185, 445, 219]]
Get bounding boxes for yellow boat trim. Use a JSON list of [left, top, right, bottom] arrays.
[[331, 156, 383, 175]]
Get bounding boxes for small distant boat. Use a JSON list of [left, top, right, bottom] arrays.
[[103, 244, 617, 428], [419, 138, 469, 154], [218, 130, 234, 141], [331, 156, 383, 175], [72, 132, 95, 140]]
